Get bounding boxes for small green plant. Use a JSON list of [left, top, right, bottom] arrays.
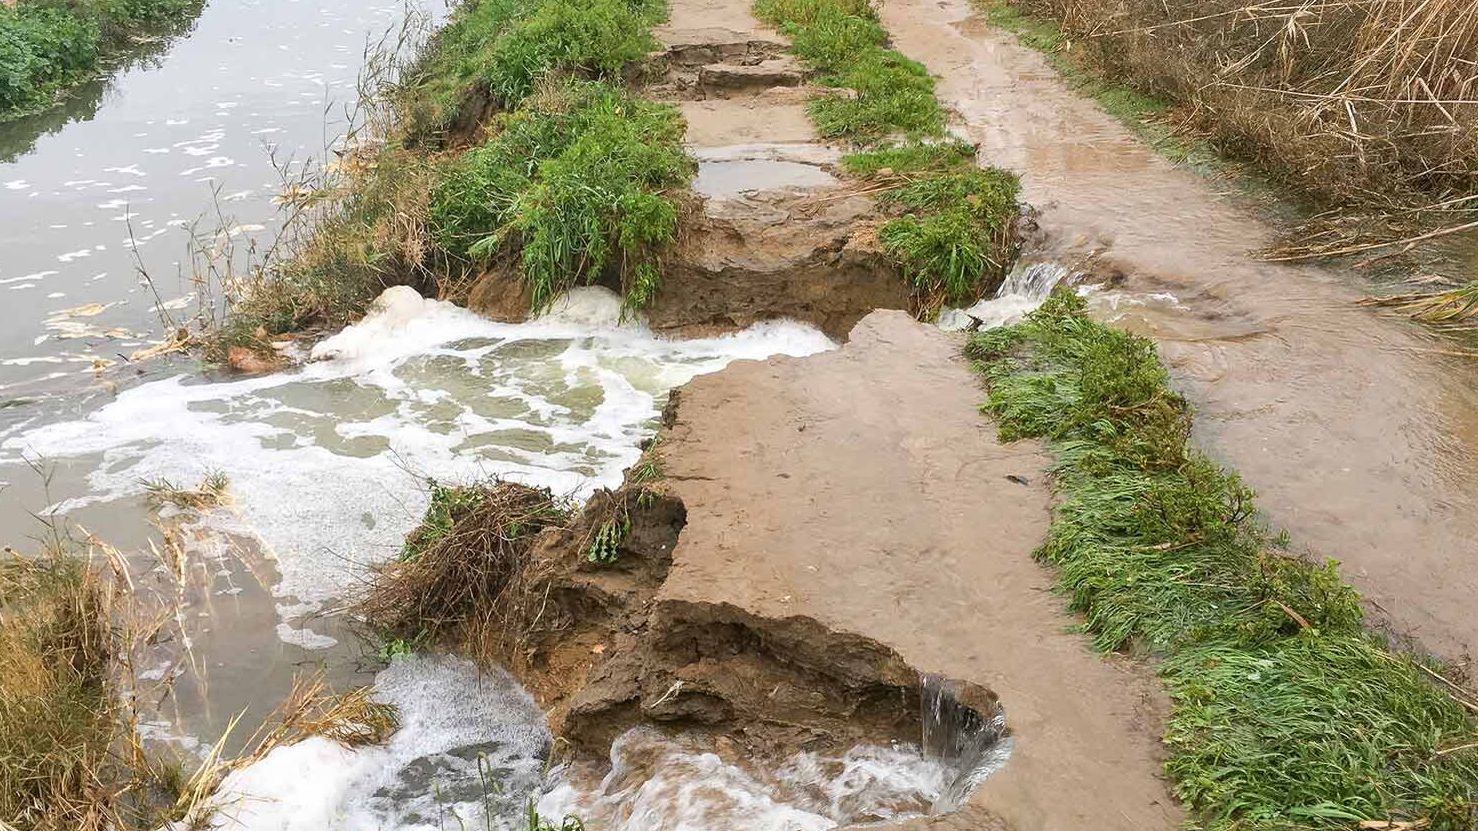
[[525, 799, 584, 831], [403, 481, 490, 561], [586, 516, 630, 564], [967, 293, 1478, 829]]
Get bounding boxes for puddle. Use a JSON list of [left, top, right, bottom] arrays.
[[694, 158, 837, 198]]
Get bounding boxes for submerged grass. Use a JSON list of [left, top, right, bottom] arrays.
[[966, 293, 1478, 829], [0, 0, 205, 120]]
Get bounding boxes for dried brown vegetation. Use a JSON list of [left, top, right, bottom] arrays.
[[994, 0, 1478, 249], [0, 531, 396, 831], [355, 481, 573, 651]]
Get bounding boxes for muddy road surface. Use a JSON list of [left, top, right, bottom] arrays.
[[881, 0, 1478, 668]]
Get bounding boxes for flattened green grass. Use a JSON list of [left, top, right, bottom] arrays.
[[967, 293, 1478, 830]]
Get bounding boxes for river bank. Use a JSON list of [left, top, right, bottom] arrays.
[[5, 0, 1478, 827], [0, 0, 205, 123]]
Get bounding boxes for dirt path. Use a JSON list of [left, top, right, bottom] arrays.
[[880, 0, 1478, 669], [657, 312, 1181, 830]]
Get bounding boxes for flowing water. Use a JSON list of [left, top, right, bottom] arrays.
[[0, 2, 1022, 826]]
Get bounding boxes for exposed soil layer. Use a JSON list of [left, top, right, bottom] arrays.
[[464, 2, 914, 338], [458, 482, 965, 766], [652, 312, 1179, 830], [880, 0, 1478, 670]]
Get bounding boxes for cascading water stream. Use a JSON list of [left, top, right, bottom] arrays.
[[938, 261, 1071, 331]]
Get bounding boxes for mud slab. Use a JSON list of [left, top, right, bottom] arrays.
[[879, 0, 1478, 668], [656, 311, 1181, 830]]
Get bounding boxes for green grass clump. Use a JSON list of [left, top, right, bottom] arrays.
[[0, 0, 203, 120], [966, 292, 1478, 829], [845, 141, 1019, 312], [753, 0, 944, 143], [431, 78, 692, 312], [403, 0, 664, 135]]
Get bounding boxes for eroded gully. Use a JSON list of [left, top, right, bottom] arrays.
[[881, 0, 1478, 668]]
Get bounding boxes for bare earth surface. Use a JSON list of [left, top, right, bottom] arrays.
[[658, 312, 1182, 831], [880, 0, 1478, 668]]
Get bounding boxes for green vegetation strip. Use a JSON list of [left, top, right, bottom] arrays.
[[753, 0, 1019, 313], [0, 0, 204, 120], [215, 0, 690, 358], [967, 293, 1478, 830]]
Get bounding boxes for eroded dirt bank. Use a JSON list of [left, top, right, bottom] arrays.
[[654, 312, 1179, 830], [879, 0, 1478, 668]]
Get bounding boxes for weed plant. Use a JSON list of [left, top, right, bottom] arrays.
[[967, 293, 1478, 830]]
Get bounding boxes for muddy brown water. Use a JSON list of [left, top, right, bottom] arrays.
[[882, 0, 1478, 669]]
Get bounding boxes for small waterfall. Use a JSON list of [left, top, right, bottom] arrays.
[[920, 673, 1013, 813], [938, 261, 1071, 331]]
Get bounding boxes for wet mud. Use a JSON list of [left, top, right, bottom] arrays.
[[880, 0, 1478, 670], [467, 312, 1179, 830]]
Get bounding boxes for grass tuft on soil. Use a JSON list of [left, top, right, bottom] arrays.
[[431, 77, 693, 313], [757, 0, 1023, 314], [843, 140, 1019, 314], [0, 0, 205, 121], [966, 293, 1478, 830], [357, 481, 571, 647]]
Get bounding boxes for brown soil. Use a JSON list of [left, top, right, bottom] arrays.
[[463, 1, 917, 338], [880, 0, 1478, 672], [440, 470, 998, 784], [457, 312, 1177, 831]]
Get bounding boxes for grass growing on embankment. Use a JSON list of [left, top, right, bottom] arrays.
[[754, 0, 1021, 314], [208, 0, 690, 362], [967, 293, 1478, 830], [0, 0, 204, 121]]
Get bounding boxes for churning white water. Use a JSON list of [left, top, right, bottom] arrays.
[[2, 287, 834, 644], [937, 261, 1070, 331], [536, 729, 959, 831], [198, 654, 550, 831]]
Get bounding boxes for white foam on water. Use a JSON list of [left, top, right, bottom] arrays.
[[537, 729, 954, 831], [3, 287, 834, 623], [937, 261, 1070, 331], [201, 654, 550, 831]]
